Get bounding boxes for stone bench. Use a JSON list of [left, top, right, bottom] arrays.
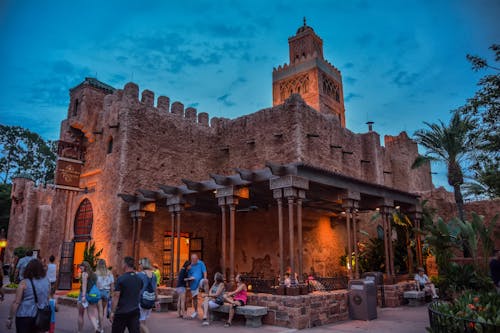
[[209, 305, 268, 328], [403, 290, 425, 306], [155, 295, 173, 312]]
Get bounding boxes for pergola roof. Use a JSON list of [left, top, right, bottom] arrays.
[[119, 162, 420, 214]]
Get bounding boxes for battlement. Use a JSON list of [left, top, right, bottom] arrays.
[[116, 82, 211, 127], [272, 55, 341, 83]]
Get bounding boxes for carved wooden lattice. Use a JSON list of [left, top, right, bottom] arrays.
[[279, 74, 310, 101], [321, 74, 340, 102], [74, 199, 93, 241]]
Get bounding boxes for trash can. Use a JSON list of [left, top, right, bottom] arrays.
[[348, 279, 377, 320], [362, 271, 384, 307]]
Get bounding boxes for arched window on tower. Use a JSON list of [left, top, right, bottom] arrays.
[[73, 99, 79, 117], [74, 199, 93, 241], [107, 137, 113, 154]]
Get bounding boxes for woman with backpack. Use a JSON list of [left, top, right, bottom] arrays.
[[137, 257, 157, 333], [77, 261, 101, 333], [96, 259, 114, 331]]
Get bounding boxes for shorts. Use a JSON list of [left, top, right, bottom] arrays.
[[139, 305, 152, 321], [176, 287, 186, 294], [233, 299, 245, 306], [208, 300, 221, 309], [100, 289, 110, 301], [50, 282, 56, 295], [190, 278, 208, 297]]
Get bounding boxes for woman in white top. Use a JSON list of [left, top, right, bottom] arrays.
[[95, 259, 114, 331], [414, 267, 438, 298]]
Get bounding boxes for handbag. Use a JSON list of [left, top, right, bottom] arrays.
[[215, 294, 225, 306], [29, 279, 51, 332]]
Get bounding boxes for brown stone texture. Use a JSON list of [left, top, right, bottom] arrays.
[[248, 291, 349, 329]]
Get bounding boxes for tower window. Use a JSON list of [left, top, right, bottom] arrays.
[[73, 99, 79, 116], [107, 137, 113, 154]]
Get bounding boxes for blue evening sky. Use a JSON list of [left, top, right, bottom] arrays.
[[0, 0, 499, 189]]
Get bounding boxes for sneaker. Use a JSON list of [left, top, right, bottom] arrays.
[[433, 295, 439, 299], [224, 322, 231, 327], [191, 311, 198, 319], [202, 320, 209, 326]]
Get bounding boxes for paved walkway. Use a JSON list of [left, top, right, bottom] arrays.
[[0, 292, 429, 332]]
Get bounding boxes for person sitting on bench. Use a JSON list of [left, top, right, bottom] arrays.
[[223, 274, 247, 327], [414, 267, 438, 299]]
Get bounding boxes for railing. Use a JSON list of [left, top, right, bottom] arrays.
[[241, 274, 349, 294], [428, 301, 499, 333]]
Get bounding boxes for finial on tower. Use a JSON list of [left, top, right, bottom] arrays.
[[303, 17, 307, 26]]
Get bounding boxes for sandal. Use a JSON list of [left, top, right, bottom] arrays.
[[224, 321, 232, 327]]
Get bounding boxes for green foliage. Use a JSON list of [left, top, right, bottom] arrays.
[[0, 183, 11, 233], [460, 44, 500, 199], [413, 110, 476, 220], [429, 291, 500, 330], [83, 242, 103, 271], [5, 283, 18, 289], [435, 263, 494, 298], [358, 238, 386, 273], [423, 217, 459, 275], [13, 246, 32, 258], [0, 125, 57, 185]]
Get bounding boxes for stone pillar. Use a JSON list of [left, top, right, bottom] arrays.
[[381, 206, 395, 281], [130, 210, 146, 261], [141, 89, 155, 107], [220, 205, 227, 279], [170, 211, 175, 286], [270, 175, 308, 285], [229, 203, 236, 281], [157, 96, 170, 112], [342, 193, 360, 280], [297, 198, 303, 282], [176, 211, 181, 275], [167, 197, 185, 281], [353, 211, 360, 279], [198, 112, 209, 126], [276, 197, 284, 284], [171, 101, 184, 116], [185, 107, 197, 122]]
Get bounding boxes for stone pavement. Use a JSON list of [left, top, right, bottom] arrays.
[[0, 292, 429, 332]]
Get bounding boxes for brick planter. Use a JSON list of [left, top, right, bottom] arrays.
[[247, 290, 349, 329]]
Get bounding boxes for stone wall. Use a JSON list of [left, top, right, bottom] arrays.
[[248, 291, 349, 329], [382, 281, 416, 307]]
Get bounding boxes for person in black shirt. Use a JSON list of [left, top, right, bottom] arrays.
[[490, 249, 500, 293], [110, 256, 143, 333], [176, 261, 191, 318]]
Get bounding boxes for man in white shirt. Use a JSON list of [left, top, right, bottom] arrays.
[[47, 255, 57, 294], [415, 267, 438, 299]]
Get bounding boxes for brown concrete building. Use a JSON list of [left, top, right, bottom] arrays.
[[10, 21, 496, 328]]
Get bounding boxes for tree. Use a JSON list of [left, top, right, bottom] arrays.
[[413, 111, 475, 221], [0, 125, 57, 185], [0, 184, 11, 233], [460, 44, 500, 198]]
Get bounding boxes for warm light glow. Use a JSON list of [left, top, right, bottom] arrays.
[[0, 240, 6, 248], [375, 208, 380, 211], [395, 205, 401, 210], [237, 187, 250, 199]]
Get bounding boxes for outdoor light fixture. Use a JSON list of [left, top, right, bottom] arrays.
[[0, 239, 6, 248], [395, 205, 401, 210]]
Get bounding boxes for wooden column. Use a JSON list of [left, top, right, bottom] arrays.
[[135, 215, 143, 261], [287, 197, 295, 284], [387, 211, 395, 279], [353, 211, 360, 279], [131, 215, 137, 258], [277, 198, 284, 285], [229, 203, 236, 281], [382, 211, 391, 277], [297, 198, 303, 283], [346, 208, 353, 279], [170, 211, 175, 286], [220, 205, 227, 280], [416, 218, 423, 267], [176, 211, 181, 277]]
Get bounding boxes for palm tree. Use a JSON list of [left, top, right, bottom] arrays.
[[412, 110, 475, 221]]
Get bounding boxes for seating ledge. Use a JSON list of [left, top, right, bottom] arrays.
[[212, 304, 268, 316], [157, 295, 173, 303]]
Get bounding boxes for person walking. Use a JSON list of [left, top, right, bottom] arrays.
[[176, 261, 191, 318], [96, 259, 114, 330], [201, 272, 225, 326], [15, 250, 33, 282], [137, 258, 157, 333], [152, 264, 161, 286], [6, 258, 50, 333], [110, 256, 143, 333], [187, 254, 208, 319], [77, 261, 101, 333], [223, 274, 247, 327]]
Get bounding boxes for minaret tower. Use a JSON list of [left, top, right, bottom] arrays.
[[272, 18, 346, 127]]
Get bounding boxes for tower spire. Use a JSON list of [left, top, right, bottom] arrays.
[[303, 17, 306, 26]]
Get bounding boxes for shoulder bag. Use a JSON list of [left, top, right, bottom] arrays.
[[29, 279, 51, 331]]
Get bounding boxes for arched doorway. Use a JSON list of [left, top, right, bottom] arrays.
[[58, 199, 94, 290]]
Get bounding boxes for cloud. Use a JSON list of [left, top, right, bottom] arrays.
[[344, 76, 357, 84], [392, 71, 420, 87], [27, 60, 91, 107], [344, 93, 362, 102], [188, 102, 199, 108], [217, 93, 236, 107], [355, 33, 374, 46], [343, 62, 355, 69]]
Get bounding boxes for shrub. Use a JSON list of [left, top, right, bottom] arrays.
[[66, 290, 80, 298]]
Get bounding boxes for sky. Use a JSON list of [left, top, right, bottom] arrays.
[[0, 0, 499, 189]]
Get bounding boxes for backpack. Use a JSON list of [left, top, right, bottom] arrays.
[[86, 280, 101, 304], [140, 274, 156, 309]]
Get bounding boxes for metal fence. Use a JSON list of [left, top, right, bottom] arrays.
[[428, 301, 499, 333], [241, 274, 348, 294]]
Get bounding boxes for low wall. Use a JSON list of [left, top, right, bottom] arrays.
[[248, 290, 349, 329], [381, 281, 416, 307]]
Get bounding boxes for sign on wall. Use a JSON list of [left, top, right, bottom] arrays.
[[55, 159, 82, 188]]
